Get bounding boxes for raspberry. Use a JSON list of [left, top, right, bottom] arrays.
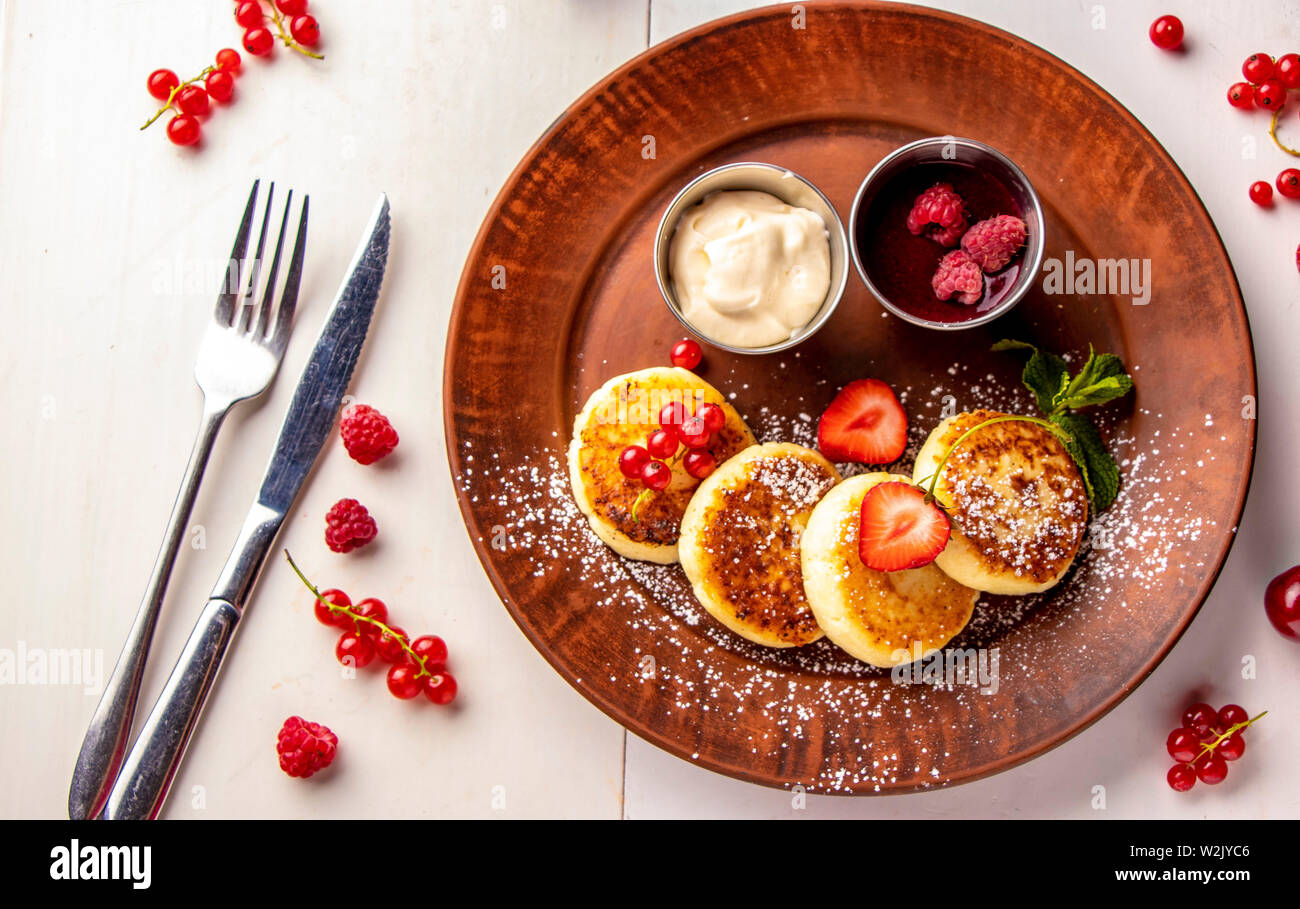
[[906, 183, 968, 247], [339, 404, 399, 465], [276, 716, 338, 778], [931, 250, 984, 305], [960, 214, 1028, 272], [324, 498, 377, 553]]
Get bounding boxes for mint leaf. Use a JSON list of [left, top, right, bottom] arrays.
[[1052, 412, 1120, 512], [1056, 347, 1133, 411], [992, 339, 1068, 415]]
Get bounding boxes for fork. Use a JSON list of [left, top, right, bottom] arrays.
[[68, 179, 309, 820]]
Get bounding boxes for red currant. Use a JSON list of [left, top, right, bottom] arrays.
[[1255, 78, 1287, 110], [1249, 181, 1273, 206], [336, 631, 376, 668], [645, 428, 678, 460], [386, 662, 423, 699], [1243, 53, 1275, 85], [1217, 703, 1248, 729], [1166, 727, 1201, 763], [1148, 15, 1183, 51], [410, 635, 448, 671], [1182, 702, 1217, 734], [423, 671, 458, 705], [275, 0, 308, 14], [147, 68, 179, 101], [234, 1, 264, 29], [290, 15, 320, 47], [205, 70, 235, 103], [658, 400, 685, 430], [1218, 733, 1246, 761], [176, 85, 210, 116], [374, 625, 410, 663], [677, 415, 711, 449], [1264, 564, 1300, 638], [1167, 763, 1196, 792], [1196, 754, 1228, 784], [351, 597, 388, 636], [243, 27, 274, 56], [683, 449, 717, 480], [1277, 168, 1300, 199], [1227, 82, 1255, 109], [618, 445, 650, 479], [670, 338, 702, 370], [1277, 53, 1300, 90], [215, 48, 242, 73], [697, 401, 726, 433], [641, 460, 671, 490], [166, 115, 200, 146], [314, 588, 352, 627]]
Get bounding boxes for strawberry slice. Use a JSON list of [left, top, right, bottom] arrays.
[[816, 378, 908, 464], [858, 482, 951, 572]]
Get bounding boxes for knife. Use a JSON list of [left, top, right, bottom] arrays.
[[101, 194, 391, 820]]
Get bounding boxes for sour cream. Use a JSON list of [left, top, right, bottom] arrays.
[[668, 189, 831, 348]]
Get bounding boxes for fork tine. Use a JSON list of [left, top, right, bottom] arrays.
[[238, 182, 276, 332], [254, 189, 294, 339], [271, 195, 308, 352], [215, 180, 260, 326]]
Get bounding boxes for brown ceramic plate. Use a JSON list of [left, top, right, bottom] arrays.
[[443, 2, 1255, 793]]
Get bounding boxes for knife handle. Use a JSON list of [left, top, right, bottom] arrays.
[[101, 597, 241, 820]]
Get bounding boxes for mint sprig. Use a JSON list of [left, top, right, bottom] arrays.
[[992, 339, 1134, 512]]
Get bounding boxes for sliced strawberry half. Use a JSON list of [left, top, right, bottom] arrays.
[[858, 482, 951, 572], [816, 378, 908, 464]]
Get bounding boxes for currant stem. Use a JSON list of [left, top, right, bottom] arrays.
[[1269, 109, 1300, 157], [923, 415, 1070, 503], [267, 3, 324, 59], [283, 550, 441, 680], [140, 65, 216, 130], [631, 488, 652, 524], [1191, 710, 1267, 764]]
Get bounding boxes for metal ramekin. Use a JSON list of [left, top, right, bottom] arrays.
[[653, 162, 849, 355], [848, 137, 1045, 330]]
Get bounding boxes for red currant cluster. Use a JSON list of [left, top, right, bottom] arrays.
[[1165, 701, 1265, 791], [235, 0, 322, 59], [1227, 53, 1299, 115], [143, 50, 242, 146], [620, 398, 726, 493], [287, 552, 458, 705]]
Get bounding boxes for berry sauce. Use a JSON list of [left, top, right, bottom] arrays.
[[857, 162, 1024, 324]]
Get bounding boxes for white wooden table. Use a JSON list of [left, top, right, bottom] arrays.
[[1, 0, 1296, 819]]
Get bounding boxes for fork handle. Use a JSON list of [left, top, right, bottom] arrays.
[[68, 400, 228, 820]]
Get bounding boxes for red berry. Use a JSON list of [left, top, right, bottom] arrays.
[[324, 497, 377, 553], [670, 338, 702, 370], [335, 631, 376, 668], [1243, 53, 1275, 84], [1277, 53, 1300, 89], [175, 85, 209, 116], [641, 460, 671, 490], [683, 449, 717, 480], [1196, 754, 1228, 784], [645, 428, 678, 460], [1227, 82, 1255, 109], [290, 15, 320, 47], [1218, 703, 1248, 729], [1148, 15, 1183, 51], [658, 400, 686, 430], [1218, 733, 1246, 761], [165, 115, 200, 146], [374, 626, 410, 663], [1277, 169, 1300, 199], [858, 481, 951, 572], [243, 27, 274, 56], [1182, 702, 1218, 734], [276, 716, 337, 778], [351, 598, 388, 635], [618, 445, 650, 479], [1255, 78, 1287, 110], [677, 414, 711, 449], [314, 587, 352, 627], [275, 0, 308, 15], [817, 378, 909, 464], [339, 404, 399, 464], [205, 70, 235, 103], [235, 1, 263, 28], [147, 68, 179, 101], [906, 183, 968, 247], [697, 401, 726, 433], [1265, 564, 1300, 637], [1249, 181, 1274, 206], [215, 48, 242, 73], [386, 663, 423, 699], [1167, 763, 1197, 792], [1166, 727, 1201, 763], [423, 671, 458, 705], [410, 635, 448, 672]]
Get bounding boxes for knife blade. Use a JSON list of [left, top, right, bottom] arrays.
[[101, 194, 391, 820]]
